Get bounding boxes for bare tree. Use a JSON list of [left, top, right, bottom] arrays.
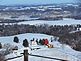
[[0, 54, 6, 61]]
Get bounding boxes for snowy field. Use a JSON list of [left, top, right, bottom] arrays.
[[0, 33, 81, 61], [0, 18, 81, 26], [18, 18, 81, 26]]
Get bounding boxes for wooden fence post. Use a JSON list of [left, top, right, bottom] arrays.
[[24, 49, 28, 61], [61, 60, 68, 61]]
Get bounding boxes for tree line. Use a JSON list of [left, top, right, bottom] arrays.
[[0, 24, 78, 36]]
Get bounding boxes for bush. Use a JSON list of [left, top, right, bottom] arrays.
[[3, 43, 13, 55], [23, 39, 29, 47], [13, 36, 19, 43]]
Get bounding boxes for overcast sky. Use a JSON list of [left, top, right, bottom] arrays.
[[0, 0, 77, 5]]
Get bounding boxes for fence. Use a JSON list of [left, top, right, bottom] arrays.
[[5, 49, 68, 61], [5, 55, 23, 61]]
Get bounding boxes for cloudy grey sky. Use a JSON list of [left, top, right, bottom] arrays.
[[0, 0, 77, 5]]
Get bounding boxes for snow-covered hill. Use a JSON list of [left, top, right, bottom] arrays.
[[0, 33, 81, 61], [0, 33, 53, 44]]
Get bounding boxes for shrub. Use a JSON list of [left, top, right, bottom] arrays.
[[13, 36, 19, 43], [3, 43, 13, 55], [23, 39, 29, 47]]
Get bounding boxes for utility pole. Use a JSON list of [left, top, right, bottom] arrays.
[[24, 49, 28, 61]]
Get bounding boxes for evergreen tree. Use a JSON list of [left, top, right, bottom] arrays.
[[0, 42, 2, 49], [39, 39, 42, 45], [36, 39, 38, 45], [23, 39, 29, 47], [13, 36, 19, 43], [39, 39, 44, 45]]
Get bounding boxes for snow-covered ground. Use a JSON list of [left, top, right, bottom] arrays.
[[0, 33, 81, 61], [0, 18, 81, 26], [18, 18, 81, 26], [0, 33, 53, 44]]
